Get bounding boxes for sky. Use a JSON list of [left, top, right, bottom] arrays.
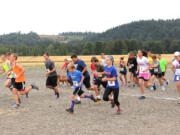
[[0, 0, 179, 35]]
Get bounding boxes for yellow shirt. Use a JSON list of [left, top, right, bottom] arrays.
[[148, 57, 153, 65]]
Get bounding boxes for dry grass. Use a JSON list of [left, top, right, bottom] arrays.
[[0, 55, 174, 67]]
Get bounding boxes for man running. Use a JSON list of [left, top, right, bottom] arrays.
[[8, 53, 39, 108], [71, 54, 99, 104], [44, 53, 60, 98], [157, 54, 169, 85]]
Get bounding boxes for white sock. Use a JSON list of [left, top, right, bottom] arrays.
[[97, 95, 101, 99], [77, 96, 81, 101]]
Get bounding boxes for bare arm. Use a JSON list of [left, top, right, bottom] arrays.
[[79, 76, 84, 86], [82, 67, 87, 74]]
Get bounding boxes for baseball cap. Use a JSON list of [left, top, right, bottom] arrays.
[[174, 51, 180, 56]]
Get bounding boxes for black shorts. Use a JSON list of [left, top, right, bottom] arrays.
[[46, 76, 57, 87], [94, 78, 107, 88], [138, 77, 149, 81], [83, 76, 91, 89], [10, 78, 15, 88], [73, 87, 84, 96], [119, 67, 127, 75], [161, 72, 165, 76], [129, 69, 137, 77], [14, 82, 26, 91], [153, 73, 162, 78], [150, 69, 154, 75]]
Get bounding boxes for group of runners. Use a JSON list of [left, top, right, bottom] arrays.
[[0, 51, 180, 115]]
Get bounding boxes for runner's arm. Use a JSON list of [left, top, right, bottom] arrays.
[[79, 76, 84, 86], [82, 67, 87, 74]]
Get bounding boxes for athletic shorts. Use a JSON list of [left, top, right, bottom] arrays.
[[161, 72, 165, 76], [14, 82, 26, 91], [119, 67, 127, 75], [150, 69, 154, 75], [174, 75, 180, 82], [73, 87, 84, 96], [83, 76, 91, 89], [153, 72, 162, 78], [46, 76, 57, 87], [94, 78, 107, 88], [129, 69, 137, 77], [10, 78, 15, 88], [138, 73, 149, 81]]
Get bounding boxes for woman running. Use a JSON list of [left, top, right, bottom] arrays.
[[102, 56, 121, 114], [137, 50, 154, 100], [151, 55, 165, 91], [119, 57, 127, 86], [172, 51, 180, 104]]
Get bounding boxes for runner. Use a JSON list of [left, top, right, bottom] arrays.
[[151, 55, 166, 91], [102, 56, 121, 114], [61, 58, 73, 86], [171, 51, 180, 104], [0, 54, 14, 90], [148, 51, 154, 77], [157, 54, 169, 85], [92, 58, 107, 102], [101, 53, 107, 66], [44, 53, 60, 99], [66, 63, 96, 114], [71, 54, 99, 104], [127, 52, 138, 87], [137, 50, 154, 100], [119, 57, 127, 87], [8, 53, 39, 108]]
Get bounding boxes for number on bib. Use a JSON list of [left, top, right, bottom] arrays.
[[120, 68, 124, 71], [108, 81, 115, 86], [176, 69, 180, 75], [73, 81, 79, 86], [154, 68, 158, 73]]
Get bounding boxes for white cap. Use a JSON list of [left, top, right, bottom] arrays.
[[67, 58, 72, 61], [174, 51, 180, 56]]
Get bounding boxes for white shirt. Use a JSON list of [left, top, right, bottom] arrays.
[[137, 56, 149, 73], [172, 59, 180, 75], [102, 58, 107, 67]]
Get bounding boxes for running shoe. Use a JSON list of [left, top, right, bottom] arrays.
[[153, 83, 156, 90], [117, 109, 122, 115], [56, 92, 60, 99], [26, 92, 29, 98], [31, 83, 39, 90], [161, 86, 166, 91], [90, 95, 97, 102], [13, 98, 22, 105], [150, 87, 155, 91], [13, 104, 20, 109], [97, 98, 102, 103], [166, 80, 169, 86], [66, 108, 74, 114], [111, 101, 115, 108], [74, 99, 81, 104], [138, 96, 146, 100]]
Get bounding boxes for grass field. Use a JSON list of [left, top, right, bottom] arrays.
[[0, 54, 174, 67]]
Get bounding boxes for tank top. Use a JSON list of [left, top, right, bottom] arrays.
[[13, 62, 26, 82], [2, 60, 13, 78]]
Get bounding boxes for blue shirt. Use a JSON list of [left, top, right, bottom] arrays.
[[74, 59, 90, 78], [104, 65, 119, 88], [68, 70, 83, 88]]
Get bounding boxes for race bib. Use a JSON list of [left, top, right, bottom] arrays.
[[73, 81, 79, 86], [120, 68, 124, 71], [176, 76, 180, 81], [98, 74, 102, 77], [130, 64, 134, 67], [176, 69, 180, 75], [47, 69, 50, 72], [154, 68, 158, 73], [108, 81, 115, 86], [140, 67, 146, 72]]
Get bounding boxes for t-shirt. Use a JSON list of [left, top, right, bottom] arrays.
[[172, 60, 180, 75], [68, 70, 83, 88], [159, 59, 167, 72], [91, 63, 96, 77], [2, 60, 14, 78], [102, 58, 107, 66], [137, 56, 149, 74], [148, 56, 153, 65], [127, 57, 137, 70], [74, 59, 90, 78], [44, 60, 57, 77], [152, 61, 162, 73], [104, 65, 119, 88]]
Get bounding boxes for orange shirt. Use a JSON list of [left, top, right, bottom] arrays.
[[13, 63, 25, 82]]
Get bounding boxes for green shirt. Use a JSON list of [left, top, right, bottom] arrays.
[[159, 58, 167, 72]]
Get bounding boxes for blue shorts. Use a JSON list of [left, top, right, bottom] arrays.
[[174, 75, 180, 82]]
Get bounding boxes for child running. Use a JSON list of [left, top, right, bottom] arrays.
[[44, 53, 60, 98], [102, 56, 121, 115], [119, 57, 127, 87], [137, 50, 154, 100], [8, 53, 39, 108], [151, 55, 165, 91], [172, 51, 180, 104], [66, 63, 97, 114]]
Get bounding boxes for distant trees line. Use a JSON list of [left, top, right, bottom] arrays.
[[0, 39, 179, 56]]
